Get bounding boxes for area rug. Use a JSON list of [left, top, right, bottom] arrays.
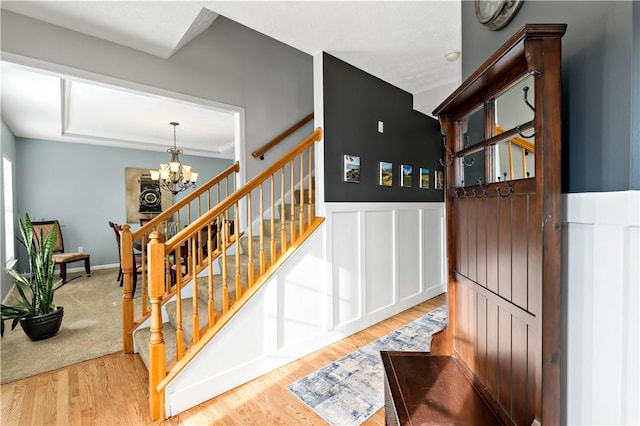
[[0, 268, 141, 384], [287, 305, 448, 425]]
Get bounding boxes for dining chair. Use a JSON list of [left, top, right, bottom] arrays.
[[108, 221, 141, 294], [31, 220, 91, 284]]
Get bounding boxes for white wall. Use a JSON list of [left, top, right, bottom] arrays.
[[165, 202, 446, 416], [0, 120, 17, 300], [564, 190, 640, 425]]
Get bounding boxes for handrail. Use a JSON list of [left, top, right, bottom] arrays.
[[170, 127, 322, 251], [146, 127, 323, 420], [251, 112, 314, 160]]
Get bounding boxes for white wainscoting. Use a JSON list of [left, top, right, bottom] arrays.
[[564, 190, 640, 425], [165, 201, 446, 416], [327, 202, 446, 331]]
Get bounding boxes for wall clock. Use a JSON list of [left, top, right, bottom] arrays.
[[475, 0, 524, 31]]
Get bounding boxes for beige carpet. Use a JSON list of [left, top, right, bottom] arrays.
[[0, 267, 141, 384]]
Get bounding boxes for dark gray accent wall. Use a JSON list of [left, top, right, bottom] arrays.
[[462, 1, 639, 193], [323, 53, 444, 202], [14, 138, 232, 269]]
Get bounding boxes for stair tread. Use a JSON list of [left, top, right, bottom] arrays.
[[134, 322, 178, 370]]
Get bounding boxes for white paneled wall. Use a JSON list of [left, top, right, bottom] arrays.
[[564, 191, 640, 425], [165, 201, 446, 416]]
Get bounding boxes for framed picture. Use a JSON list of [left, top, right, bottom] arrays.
[[344, 154, 361, 183], [435, 170, 444, 190], [401, 164, 413, 187], [420, 167, 430, 189], [379, 161, 393, 186], [125, 167, 172, 223]]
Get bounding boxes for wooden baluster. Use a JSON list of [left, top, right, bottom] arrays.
[[197, 197, 203, 265], [289, 159, 296, 243], [259, 184, 266, 275], [234, 202, 242, 301], [270, 175, 276, 267], [207, 224, 215, 327], [299, 152, 305, 235], [191, 237, 200, 344], [280, 167, 287, 253], [508, 141, 514, 181], [221, 215, 229, 314], [175, 244, 184, 360], [247, 193, 255, 287], [140, 232, 147, 316], [121, 224, 135, 353], [307, 146, 314, 225], [148, 231, 166, 421]]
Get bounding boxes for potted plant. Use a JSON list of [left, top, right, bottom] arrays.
[[1, 213, 64, 340]]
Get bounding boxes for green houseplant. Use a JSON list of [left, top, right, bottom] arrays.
[[1, 213, 64, 340]]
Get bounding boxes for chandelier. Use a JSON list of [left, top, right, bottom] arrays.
[[150, 122, 198, 195]]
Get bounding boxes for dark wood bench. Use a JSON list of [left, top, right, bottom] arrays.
[[381, 352, 503, 426]]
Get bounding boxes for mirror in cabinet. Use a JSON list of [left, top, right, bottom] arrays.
[[491, 75, 536, 182], [461, 106, 485, 149]]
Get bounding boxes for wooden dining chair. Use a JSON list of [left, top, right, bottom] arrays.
[[108, 221, 141, 295], [31, 220, 91, 284]]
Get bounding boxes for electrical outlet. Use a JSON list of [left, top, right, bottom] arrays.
[[78, 246, 83, 253], [378, 121, 384, 133]]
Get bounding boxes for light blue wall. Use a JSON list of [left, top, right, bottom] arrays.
[[1, 12, 314, 183], [14, 138, 232, 270], [1, 119, 17, 299]]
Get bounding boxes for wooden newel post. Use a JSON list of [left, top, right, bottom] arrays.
[[121, 224, 134, 353], [148, 231, 166, 420]]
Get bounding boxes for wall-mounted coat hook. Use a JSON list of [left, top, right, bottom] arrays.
[[517, 124, 536, 139], [517, 86, 536, 138], [473, 177, 488, 198], [439, 136, 454, 167], [462, 157, 475, 167], [496, 181, 514, 197], [455, 187, 468, 199], [523, 86, 535, 113]]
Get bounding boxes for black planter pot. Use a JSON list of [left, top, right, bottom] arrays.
[[19, 307, 64, 341]]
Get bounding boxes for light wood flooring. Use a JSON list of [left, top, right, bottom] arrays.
[[1, 293, 446, 425]]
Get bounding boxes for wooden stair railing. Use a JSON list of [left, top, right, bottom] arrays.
[[251, 112, 314, 160], [145, 127, 323, 420], [120, 161, 239, 353]]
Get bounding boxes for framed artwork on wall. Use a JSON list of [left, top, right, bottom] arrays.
[[125, 167, 172, 223], [344, 154, 361, 183], [401, 165, 413, 187], [379, 161, 393, 186], [420, 167, 430, 189], [435, 170, 444, 190]]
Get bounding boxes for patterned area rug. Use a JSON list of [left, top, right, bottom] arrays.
[[287, 305, 448, 425]]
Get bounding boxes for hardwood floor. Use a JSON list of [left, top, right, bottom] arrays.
[[1, 293, 446, 425]]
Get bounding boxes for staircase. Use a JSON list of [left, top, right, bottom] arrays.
[[119, 127, 323, 420], [132, 212, 301, 369]]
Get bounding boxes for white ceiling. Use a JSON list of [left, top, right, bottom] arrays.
[[0, 1, 461, 158]]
